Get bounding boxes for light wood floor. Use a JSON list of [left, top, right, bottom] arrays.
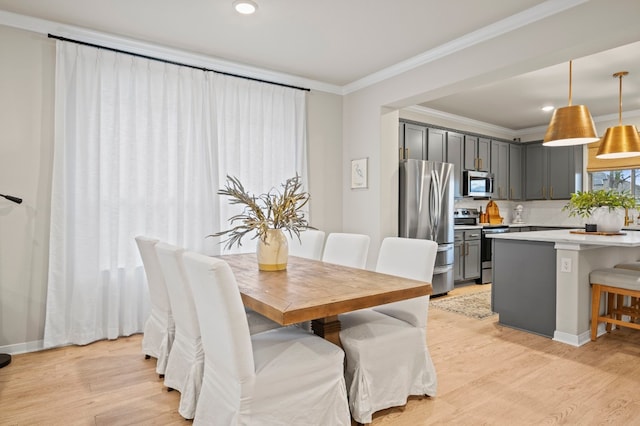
[[2, 284, 640, 425]]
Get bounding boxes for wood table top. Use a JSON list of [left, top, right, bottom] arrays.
[[220, 253, 432, 326]]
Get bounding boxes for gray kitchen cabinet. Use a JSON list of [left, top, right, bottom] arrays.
[[453, 231, 464, 282], [427, 128, 447, 163], [478, 138, 491, 172], [490, 140, 509, 200], [509, 144, 523, 200], [454, 229, 481, 282], [446, 131, 464, 198], [399, 122, 426, 160], [399, 122, 447, 162], [464, 136, 490, 171], [492, 239, 556, 337], [524, 143, 582, 200], [464, 136, 477, 170], [525, 143, 545, 199], [548, 145, 582, 199]]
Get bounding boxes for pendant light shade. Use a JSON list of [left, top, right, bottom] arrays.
[[596, 71, 640, 159], [543, 61, 598, 146]]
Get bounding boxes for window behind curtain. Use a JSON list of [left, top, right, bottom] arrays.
[[44, 41, 308, 348]]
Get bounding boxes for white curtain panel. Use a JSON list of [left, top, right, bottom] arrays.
[[44, 41, 307, 347], [213, 73, 308, 253]]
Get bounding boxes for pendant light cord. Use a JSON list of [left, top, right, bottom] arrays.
[[618, 73, 623, 125], [613, 71, 629, 126], [568, 60, 573, 106]]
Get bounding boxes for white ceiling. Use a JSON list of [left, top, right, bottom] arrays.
[[1, 0, 639, 131], [421, 41, 640, 131]]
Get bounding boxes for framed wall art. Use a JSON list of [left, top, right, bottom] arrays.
[[351, 158, 368, 189]]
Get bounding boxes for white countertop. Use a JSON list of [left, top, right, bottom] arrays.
[[454, 225, 482, 230], [488, 229, 640, 247], [455, 223, 571, 230]]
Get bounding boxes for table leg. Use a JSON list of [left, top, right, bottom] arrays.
[[311, 315, 342, 347]]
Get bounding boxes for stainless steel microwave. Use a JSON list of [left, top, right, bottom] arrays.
[[462, 170, 494, 197]]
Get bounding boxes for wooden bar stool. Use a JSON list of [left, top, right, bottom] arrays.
[[614, 262, 640, 321], [589, 268, 640, 341]]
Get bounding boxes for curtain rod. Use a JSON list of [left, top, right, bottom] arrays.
[[47, 34, 310, 92]]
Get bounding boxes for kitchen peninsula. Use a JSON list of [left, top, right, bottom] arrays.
[[489, 229, 640, 346]]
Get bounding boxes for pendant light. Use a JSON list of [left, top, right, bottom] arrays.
[[543, 60, 599, 146], [596, 71, 640, 159]]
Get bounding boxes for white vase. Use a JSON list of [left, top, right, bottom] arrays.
[[591, 206, 625, 233], [256, 229, 288, 271]]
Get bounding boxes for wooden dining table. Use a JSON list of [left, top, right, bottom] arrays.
[[220, 253, 433, 347]]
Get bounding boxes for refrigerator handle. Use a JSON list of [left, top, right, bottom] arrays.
[[429, 169, 441, 240]]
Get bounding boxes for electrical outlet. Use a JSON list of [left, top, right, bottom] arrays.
[[560, 258, 572, 273]]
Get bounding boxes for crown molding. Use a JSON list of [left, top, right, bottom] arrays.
[[342, 0, 588, 95], [1, 1, 588, 97], [0, 10, 343, 95], [405, 106, 518, 138], [515, 109, 640, 137], [593, 109, 640, 124], [405, 106, 640, 140]]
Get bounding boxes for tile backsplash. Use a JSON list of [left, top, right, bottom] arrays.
[[454, 198, 586, 227]]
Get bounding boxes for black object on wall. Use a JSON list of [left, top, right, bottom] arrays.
[[0, 194, 22, 204]]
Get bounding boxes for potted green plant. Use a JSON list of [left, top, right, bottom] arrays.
[[210, 174, 312, 270], [562, 189, 636, 233]]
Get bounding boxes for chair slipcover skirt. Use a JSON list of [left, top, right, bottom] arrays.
[[194, 326, 350, 425], [340, 309, 437, 424], [163, 332, 204, 418], [141, 309, 174, 374]]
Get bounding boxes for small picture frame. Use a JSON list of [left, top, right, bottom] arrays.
[[351, 158, 368, 189]]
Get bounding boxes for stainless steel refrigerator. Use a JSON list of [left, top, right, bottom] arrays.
[[399, 159, 455, 295]]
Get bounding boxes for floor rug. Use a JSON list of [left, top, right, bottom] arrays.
[[430, 290, 496, 319]]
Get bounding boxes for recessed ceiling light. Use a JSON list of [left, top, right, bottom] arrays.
[[233, 0, 258, 15], [541, 106, 554, 112]]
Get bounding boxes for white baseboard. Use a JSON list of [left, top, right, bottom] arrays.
[[0, 339, 45, 355], [553, 324, 605, 347]]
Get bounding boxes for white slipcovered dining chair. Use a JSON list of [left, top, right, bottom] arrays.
[[339, 237, 439, 424], [155, 242, 282, 419], [286, 229, 326, 260], [181, 251, 351, 425], [155, 242, 203, 419], [322, 233, 370, 268], [135, 236, 174, 376]]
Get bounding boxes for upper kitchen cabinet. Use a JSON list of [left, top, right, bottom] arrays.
[[524, 143, 582, 200], [464, 136, 490, 172], [427, 128, 447, 163], [399, 122, 426, 160], [446, 131, 464, 198], [490, 140, 509, 200], [399, 122, 446, 162], [509, 144, 523, 200]]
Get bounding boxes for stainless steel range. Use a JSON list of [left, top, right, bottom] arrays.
[[454, 208, 509, 284]]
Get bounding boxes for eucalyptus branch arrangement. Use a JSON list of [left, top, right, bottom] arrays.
[[209, 175, 312, 249], [562, 189, 636, 218]]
